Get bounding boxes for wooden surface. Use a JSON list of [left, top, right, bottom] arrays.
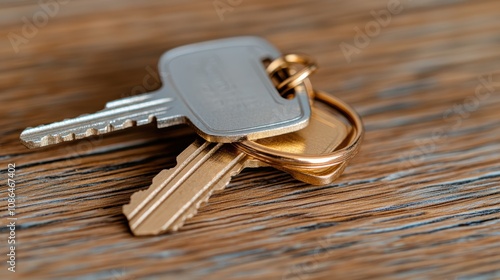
[[1, 0, 499, 279]]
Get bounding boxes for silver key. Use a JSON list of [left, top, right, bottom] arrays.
[[20, 37, 311, 148]]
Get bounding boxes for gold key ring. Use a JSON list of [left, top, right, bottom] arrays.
[[266, 54, 318, 95], [235, 80, 364, 169]]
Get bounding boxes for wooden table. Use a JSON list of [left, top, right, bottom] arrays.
[[1, 0, 499, 279]]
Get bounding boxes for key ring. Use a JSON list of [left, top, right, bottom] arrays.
[[235, 80, 364, 169], [266, 54, 318, 95]]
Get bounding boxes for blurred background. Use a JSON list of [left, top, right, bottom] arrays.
[[1, 0, 499, 279], [1, 0, 499, 126]]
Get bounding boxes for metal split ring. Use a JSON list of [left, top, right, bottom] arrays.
[[266, 54, 318, 96]]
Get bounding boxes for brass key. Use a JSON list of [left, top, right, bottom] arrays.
[[123, 100, 351, 235]]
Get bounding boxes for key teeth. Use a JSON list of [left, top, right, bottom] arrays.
[[67, 132, 77, 141], [129, 189, 146, 201], [40, 134, 63, 147], [124, 119, 137, 128], [123, 193, 140, 213], [85, 128, 97, 137], [165, 162, 245, 234], [105, 124, 114, 133], [20, 117, 146, 148], [143, 188, 216, 236], [123, 189, 149, 215]]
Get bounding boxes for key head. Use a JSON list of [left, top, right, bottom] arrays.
[[157, 36, 311, 142]]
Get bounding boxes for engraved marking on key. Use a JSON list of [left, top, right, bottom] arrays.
[[20, 37, 311, 148], [123, 104, 348, 235]]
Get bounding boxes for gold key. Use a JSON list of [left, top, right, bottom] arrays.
[[123, 92, 360, 236]]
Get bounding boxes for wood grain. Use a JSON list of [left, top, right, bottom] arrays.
[[1, 0, 499, 279]]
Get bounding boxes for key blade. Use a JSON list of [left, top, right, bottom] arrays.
[[123, 139, 247, 236], [20, 94, 176, 148]]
